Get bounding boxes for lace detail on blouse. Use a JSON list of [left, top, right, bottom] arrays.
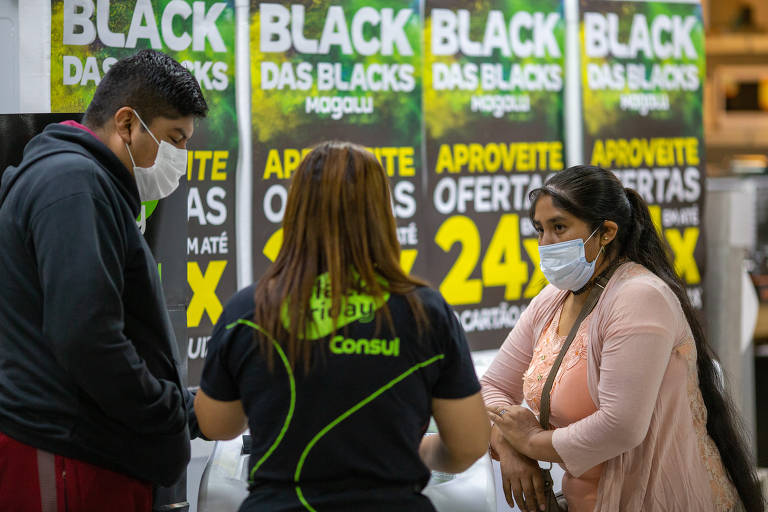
[[523, 304, 592, 416], [678, 338, 742, 512]]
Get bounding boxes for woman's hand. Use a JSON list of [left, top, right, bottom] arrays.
[[488, 405, 543, 453], [490, 424, 547, 512]]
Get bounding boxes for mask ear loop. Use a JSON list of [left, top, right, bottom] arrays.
[[596, 219, 613, 264], [125, 109, 160, 170], [125, 143, 137, 167], [587, 221, 607, 264], [585, 220, 605, 245], [130, 109, 160, 146]]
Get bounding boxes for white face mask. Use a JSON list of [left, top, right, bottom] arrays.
[[538, 225, 603, 291], [125, 110, 187, 202]]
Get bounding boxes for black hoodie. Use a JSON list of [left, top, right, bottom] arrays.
[[0, 124, 190, 486]]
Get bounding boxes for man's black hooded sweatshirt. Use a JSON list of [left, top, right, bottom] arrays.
[[0, 123, 190, 486]]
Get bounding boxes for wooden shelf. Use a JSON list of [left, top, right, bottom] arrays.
[[707, 34, 768, 55], [755, 304, 768, 340]]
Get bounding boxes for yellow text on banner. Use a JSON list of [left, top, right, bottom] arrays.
[[590, 137, 699, 168], [263, 227, 418, 276], [187, 150, 230, 181], [647, 205, 700, 285], [435, 214, 531, 306], [435, 142, 563, 174], [187, 261, 228, 327], [263, 147, 417, 180]]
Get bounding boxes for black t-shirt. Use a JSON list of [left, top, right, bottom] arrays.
[[200, 279, 480, 512]]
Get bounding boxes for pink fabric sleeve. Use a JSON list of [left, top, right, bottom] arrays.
[[551, 280, 679, 477], [480, 297, 540, 408]]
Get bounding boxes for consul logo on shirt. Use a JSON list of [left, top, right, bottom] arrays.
[[329, 335, 400, 357]]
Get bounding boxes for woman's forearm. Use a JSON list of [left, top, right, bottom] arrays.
[[520, 429, 563, 463], [488, 405, 564, 463], [419, 434, 482, 474]]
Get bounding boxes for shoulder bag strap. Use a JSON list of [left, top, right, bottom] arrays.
[[539, 263, 621, 430]]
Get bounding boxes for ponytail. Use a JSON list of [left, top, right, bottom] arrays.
[[623, 189, 763, 512], [621, 188, 674, 282], [530, 166, 764, 510]]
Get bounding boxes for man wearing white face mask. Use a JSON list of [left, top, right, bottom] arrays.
[[0, 50, 207, 511], [125, 108, 190, 202]]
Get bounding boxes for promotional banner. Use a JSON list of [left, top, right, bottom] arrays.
[[580, 0, 706, 309], [424, 0, 566, 350], [250, 1, 424, 278], [50, 0, 239, 384]]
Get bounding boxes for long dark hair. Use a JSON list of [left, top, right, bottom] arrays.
[[529, 165, 763, 510], [253, 141, 428, 372]]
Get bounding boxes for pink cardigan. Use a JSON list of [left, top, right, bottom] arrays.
[[481, 262, 741, 511]]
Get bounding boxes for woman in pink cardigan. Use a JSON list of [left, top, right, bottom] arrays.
[[481, 166, 762, 512]]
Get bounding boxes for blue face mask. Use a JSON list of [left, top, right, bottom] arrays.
[[538, 226, 602, 291]]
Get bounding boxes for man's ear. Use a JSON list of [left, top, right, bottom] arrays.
[[113, 107, 135, 145]]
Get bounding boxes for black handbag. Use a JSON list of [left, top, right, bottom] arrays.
[[537, 263, 619, 512]]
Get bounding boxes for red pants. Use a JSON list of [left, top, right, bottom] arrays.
[[0, 432, 152, 512]]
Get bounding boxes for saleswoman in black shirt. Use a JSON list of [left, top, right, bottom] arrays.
[[194, 141, 490, 512]]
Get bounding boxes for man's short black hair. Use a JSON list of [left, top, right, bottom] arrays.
[[83, 49, 208, 128]]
